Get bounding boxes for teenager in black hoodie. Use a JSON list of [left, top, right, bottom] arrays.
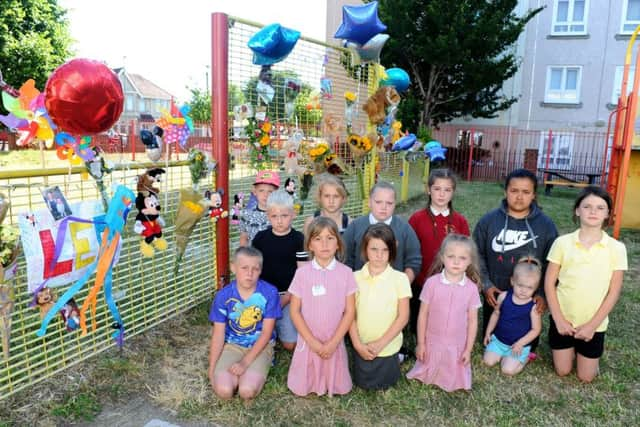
[[473, 169, 558, 356]]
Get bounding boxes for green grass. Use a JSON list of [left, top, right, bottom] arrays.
[[0, 180, 638, 426]]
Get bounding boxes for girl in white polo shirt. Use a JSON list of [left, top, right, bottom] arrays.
[[545, 186, 627, 383]]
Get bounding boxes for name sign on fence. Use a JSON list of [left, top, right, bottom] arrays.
[[18, 201, 117, 292]]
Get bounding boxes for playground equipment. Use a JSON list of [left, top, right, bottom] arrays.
[[607, 25, 640, 237]]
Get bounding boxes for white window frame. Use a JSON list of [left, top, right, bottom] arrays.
[[551, 0, 588, 35], [538, 132, 575, 170], [612, 66, 636, 105], [621, 0, 640, 34], [125, 94, 134, 112], [544, 66, 582, 104]]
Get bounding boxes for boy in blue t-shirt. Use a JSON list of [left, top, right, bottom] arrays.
[[208, 247, 281, 400]]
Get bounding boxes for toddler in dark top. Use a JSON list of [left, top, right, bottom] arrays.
[[483, 256, 542, 376]]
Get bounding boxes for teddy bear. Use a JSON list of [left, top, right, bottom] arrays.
[[362, 86, 400, 125], [280, 137, 306, 175], [204, 189, 229, 223], [134, 168, 167, 257], [231, 193, 244, 225]]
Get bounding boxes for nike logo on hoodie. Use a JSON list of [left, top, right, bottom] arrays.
[[491, 229, 538, 253]]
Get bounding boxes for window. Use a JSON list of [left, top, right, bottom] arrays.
[[611, 66, 636, 105], [544, 66, 582, 104], [125, 95, 134, 112], [622, 0, 640, 33], [552, 0, 588, 34], [138, 99, 146, 112], [538, 132, 574, 170]]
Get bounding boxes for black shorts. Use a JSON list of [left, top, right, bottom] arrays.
[[548, 317, 605, 359]]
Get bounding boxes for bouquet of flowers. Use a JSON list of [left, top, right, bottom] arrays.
[[246, 117, 273, 170], [188, 148, 214, 191]]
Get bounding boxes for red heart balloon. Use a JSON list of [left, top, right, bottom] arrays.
[[45, 59, 124, 135]]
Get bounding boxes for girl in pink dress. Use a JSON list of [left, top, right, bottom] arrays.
[[287, 216, 357, 397], [406, 234, 482, 392]]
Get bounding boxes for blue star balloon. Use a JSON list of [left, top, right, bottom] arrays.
[[248, 23, 301, 66], [392, 133, 417, 151], [344, 33, 389, 65], [334, 1, 387, 45], [424, 141, 447, 161], [380, 68, 411, 92]]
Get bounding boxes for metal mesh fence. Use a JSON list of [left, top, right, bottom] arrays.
[[0, 14, 426, 399], [0, 163, 217, 397], [226, 17, 377, 243]]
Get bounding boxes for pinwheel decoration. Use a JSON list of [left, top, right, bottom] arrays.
[[34, 185, 135, 346], [0, 79, 55, 147], [55, 132, 96, 166], [157, 101, 193, 147]]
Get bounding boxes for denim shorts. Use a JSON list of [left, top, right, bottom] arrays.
[[276, 304, 298, 344], [485, 334, 530, 364]]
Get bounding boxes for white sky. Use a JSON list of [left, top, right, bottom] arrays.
[[58, 0, 328, 102]]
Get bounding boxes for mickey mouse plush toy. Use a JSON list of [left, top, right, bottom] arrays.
[[205, 189, 228, 223], [134, 168, 168, 257]]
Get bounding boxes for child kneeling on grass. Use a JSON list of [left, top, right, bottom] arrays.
[[349, 223, 411, 390], [208, 247, 281, 400], [483, 256, 542, 376]]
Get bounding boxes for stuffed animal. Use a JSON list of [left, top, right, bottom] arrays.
[[134, 190, 167, 257], [205, 189, 229, 223], [231, 193, 244, 225], [362, 86, 400, 125], [137, 167, 166, 195], [35, 287, 56, 319], [280, 137, 305, 175]]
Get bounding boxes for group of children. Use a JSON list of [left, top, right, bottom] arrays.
[[208, 168, 628, 400]]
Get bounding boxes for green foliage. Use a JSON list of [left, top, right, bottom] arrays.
[[186, 84, 244, 122], [0, 0, 72, 96], [244, 70, 321, 127], [186, 87, 210, 122], [50, 391, 101, 422], [377, 0, 542, 128]]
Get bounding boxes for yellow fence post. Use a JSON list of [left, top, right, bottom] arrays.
[[401, 157, 409, 202]]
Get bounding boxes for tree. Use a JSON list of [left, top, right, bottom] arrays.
[[186, 84, 244, 122], [0, 0, 72, 94], [377, 0, 542, 129], [244, 70, 319, 126]]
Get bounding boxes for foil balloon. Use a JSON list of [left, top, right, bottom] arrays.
[[140, 126, 163, 162], [424, 141, 447, 161], [0, 80, 55, 147], [344, 33, 389, 65], [334, 1, 387, 45], [392, 133, 417, 151], [380, 67, 411, 92], [248, 23, 301, 65], [45, 59, 124, 135]]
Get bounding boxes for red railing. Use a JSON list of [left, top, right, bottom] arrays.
[[432, 125, 609, 184]]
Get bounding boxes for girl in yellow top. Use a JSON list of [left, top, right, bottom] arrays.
[[545, 186, 627, 383], [349, 223, 412, 390]]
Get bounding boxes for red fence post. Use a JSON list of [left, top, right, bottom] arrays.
[[467, 129, 475, 181], [129, 120, 136, 161], [212, 12, 229, 290]]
